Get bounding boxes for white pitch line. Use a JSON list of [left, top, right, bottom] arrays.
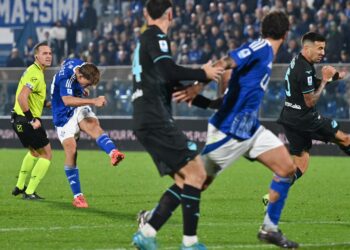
[[96, 242, 350, 250], [1, 223, 350, 249], [1, 220, 350, 232]]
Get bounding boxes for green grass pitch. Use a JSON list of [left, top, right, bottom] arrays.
[[0, 149, 349, 249]]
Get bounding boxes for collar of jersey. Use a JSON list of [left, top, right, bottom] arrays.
[[33, 62, 44, 71], [264, 38, 272, 47], [148, 25, 166, 36], [299, 53, 314, 66]]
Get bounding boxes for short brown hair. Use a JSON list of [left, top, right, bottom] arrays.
[[33, 41, 49, 55], [261, 11, 289, 40], [79, 63, 100, 86], [301, 32, 326, 45]]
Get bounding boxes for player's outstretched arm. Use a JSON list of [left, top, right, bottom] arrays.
[[62, 95, 107, 108], [173, 68, 231, 106], [201, 60, 225, 82], [155, 58, 224, 84], [211, 56, 237, 71]]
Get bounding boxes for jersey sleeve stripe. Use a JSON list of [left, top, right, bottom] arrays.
[[153, 55, 172, 63], [302, 89, 315, 94], [249, 40, 266, 51], [25, 83, 34, 90]]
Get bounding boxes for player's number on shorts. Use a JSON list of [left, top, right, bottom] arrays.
[[132, 42, 142, 82], [285, 67, 291, 97]]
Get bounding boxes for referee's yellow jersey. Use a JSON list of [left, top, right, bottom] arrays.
[[13, 62, 46, 118]]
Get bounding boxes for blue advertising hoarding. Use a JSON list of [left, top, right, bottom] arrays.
[[0, 0, 82, 27]]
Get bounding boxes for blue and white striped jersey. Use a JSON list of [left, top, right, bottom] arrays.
[[209, 38, 274, 140], [51, 58, 85, 127]]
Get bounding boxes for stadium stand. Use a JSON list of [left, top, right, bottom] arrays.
[[0, 0, 350, 119]]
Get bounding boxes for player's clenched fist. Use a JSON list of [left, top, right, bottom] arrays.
[[321, 65, 337, 82], [94, 96, 107, 107]]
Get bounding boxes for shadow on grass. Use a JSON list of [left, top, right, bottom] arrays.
[[44, 199, 136, 222]]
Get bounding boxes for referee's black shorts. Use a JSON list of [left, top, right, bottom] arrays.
[[11, 114, 49, 150], [282, 117, 339, 156], [134, 124, 199, 176]]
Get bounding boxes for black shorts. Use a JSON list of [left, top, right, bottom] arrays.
[[134, 125, 199, 176], [11, 115, 49, 150], [282, 117, 339, 156]]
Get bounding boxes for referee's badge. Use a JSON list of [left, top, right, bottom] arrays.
[[307, 76, 313, 86], [16, 125, 23, 133], [159, 40, 168, 52]]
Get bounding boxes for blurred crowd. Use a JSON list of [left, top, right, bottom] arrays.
[[3, 0, 350, 119], [6, 0, 350, 68]]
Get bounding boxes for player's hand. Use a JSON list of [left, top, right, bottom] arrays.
[[94, 96, 107, 107], [202, 60, 224, 82], [30, 119, 41, 129], [173, 82, 203, 106], [321, 65, 337, 82]]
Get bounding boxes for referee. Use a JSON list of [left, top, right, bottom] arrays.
[[11, 42, 53, 200], [131, 0, 223, 249]]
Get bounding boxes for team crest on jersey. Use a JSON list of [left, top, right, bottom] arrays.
[[307, 76, 313, 86], [187, 141, 197, 151], [159, 40, 168, 52]]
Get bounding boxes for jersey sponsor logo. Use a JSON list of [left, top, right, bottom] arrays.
[[131, 89, 143, 102], [237, 48, 251, 59], [307, 76, 313, 86], [157, 34, 166, 38], [31, 77, 38, 83], [305, 70, 312, 74], [284, 101, 301, 110], [159, 40, 169, 52]]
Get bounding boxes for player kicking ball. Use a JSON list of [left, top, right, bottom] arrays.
[[262, 32, 347, 212], [51, 58, 125, 208]]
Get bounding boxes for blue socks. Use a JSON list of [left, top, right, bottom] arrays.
[[64, 166, 82, 198], [96, 133, 117, 155], [264, 175, 292, 230]]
